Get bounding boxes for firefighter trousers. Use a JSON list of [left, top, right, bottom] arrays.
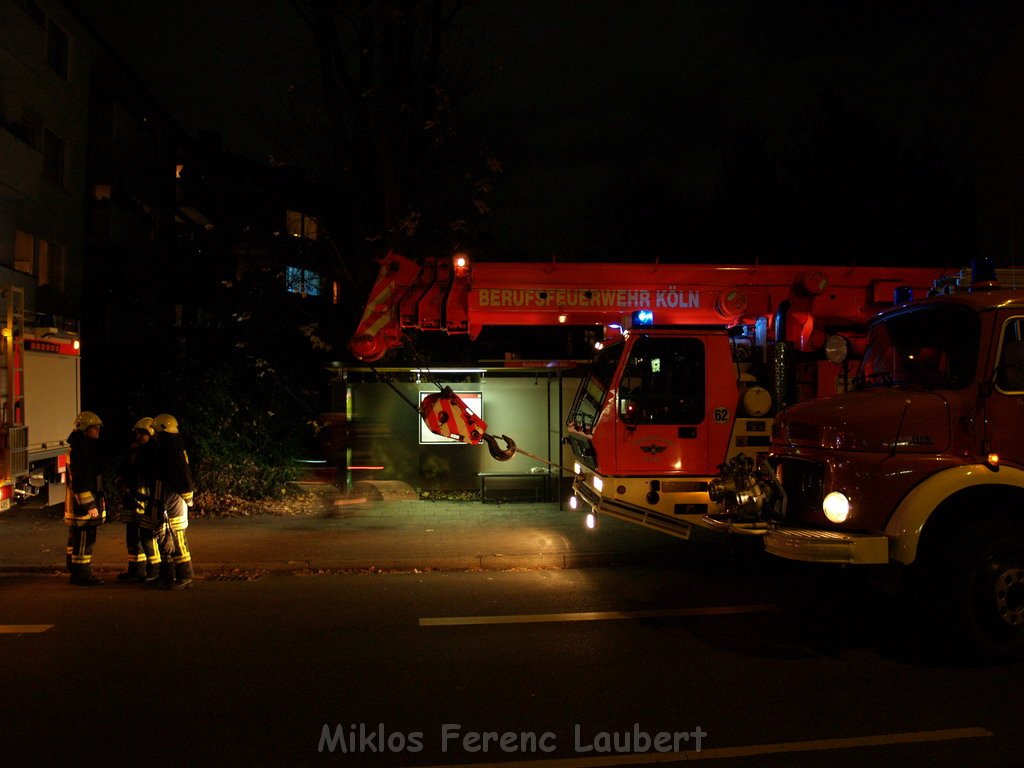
[[66, 525, 98, 579], [121, 520, 149, 578], [156, 494, 193, 584]]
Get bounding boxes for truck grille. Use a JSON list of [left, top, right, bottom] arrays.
[[776, 458, 824, 519], [4, 426, 28, 478], [566, 435, 597, 471]]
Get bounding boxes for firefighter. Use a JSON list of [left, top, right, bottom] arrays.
[[150, 413, 195, 589], [64, 411, 107, 586], [115, 417, 157, 583]]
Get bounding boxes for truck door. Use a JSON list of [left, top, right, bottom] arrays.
[[992, 315, 1024, 450], [614, 334, 711, 473]]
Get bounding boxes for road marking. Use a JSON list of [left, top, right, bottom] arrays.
[[419, 604, 775, 627], [0, 625, 53, 634], [405, 727, 992, 767]]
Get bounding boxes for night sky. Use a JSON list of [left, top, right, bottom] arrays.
[[78, 1, 1024, 265]]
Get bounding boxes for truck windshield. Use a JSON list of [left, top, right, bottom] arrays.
[[618, 335, 706, 425], [568, 340, 624, 430], [854, 303, 979, 390]]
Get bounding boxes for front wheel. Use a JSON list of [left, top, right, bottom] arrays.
[[936, 520, 1024, 660]]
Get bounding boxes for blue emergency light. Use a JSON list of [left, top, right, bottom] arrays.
[[631, 310, 655, 327]]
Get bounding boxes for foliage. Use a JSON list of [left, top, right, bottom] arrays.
[[193, 456, 301, 501]]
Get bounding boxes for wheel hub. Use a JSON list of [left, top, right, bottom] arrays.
[[994, 567, 1024, 627]]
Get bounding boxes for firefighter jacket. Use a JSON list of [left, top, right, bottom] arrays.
[[64, 430, 106, 527], [119, 439, 157, 519], [152, 431, 194, 512]]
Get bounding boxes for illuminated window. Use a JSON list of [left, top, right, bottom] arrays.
[[285, 267, 321, 297], [13, 229, 64, 290], [285, 210, 318, 240], [93, 184, 111, 200], [14, 229, 34, 273]]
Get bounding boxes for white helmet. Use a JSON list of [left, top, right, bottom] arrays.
[[74, 411, 103, 431], [133, 417, 155, 436]]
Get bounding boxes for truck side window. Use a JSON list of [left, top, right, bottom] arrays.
[[997, 318, 1024, 392]]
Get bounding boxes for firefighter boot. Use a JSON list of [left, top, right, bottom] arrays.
[[116, 561, 147, 583], [148, 562, 174, 589], [144, 562, 160, 584], [166, 561, 194, 590], [70, 565, 103, 587]]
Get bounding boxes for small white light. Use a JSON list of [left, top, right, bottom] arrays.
[[574, 462, 582, 475], [822, 491, 850, 524], [569, 496, 578, 510], [585, 513, 596, 529], [558, 314, 567, 324], [593, 476, 604, 493]]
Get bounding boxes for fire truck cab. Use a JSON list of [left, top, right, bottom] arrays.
[[708, 267, 1024, 658]]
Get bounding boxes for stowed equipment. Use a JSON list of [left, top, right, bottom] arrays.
[[419, 386, 517, 462]]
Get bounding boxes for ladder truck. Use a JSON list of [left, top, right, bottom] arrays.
[[350, 251, 948, 539]]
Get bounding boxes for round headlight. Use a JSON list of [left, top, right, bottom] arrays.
[[822, 491, 851, 524], [824, 334, 850, 365]]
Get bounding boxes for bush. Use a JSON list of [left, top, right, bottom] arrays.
[[195, 456, 301, 500]]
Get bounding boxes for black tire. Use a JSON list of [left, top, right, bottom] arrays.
[[933, 519, 1024, 661]]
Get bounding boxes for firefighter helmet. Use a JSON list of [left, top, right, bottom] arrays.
[[74, 411, 103, 431], [152, 413, 179, 434], [133, 417, 155, 436]]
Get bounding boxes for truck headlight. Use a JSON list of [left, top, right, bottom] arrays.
[[822, 491, 850, 524]]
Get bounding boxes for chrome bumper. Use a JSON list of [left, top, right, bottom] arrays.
[[764, 528, 889, 565]]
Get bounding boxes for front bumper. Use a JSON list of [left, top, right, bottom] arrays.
[[763, 527, 889, 565], [573, 475, 725, 542]]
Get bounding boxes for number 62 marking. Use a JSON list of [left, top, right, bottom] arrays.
[[713, 407, 730, 423]]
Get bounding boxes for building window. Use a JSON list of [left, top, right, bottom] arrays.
[[10, 110, 42, 150], [14, 229, 34, 273], [14, 229, 64, 290], [15, 0, 45, 28], [42, 129, 65, 184], [286, 210, 318, 240], [285, 267, 321, 297], [47, 21, 68, 80]]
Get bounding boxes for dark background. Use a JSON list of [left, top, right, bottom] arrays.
[[76, 1, 1024, 267]]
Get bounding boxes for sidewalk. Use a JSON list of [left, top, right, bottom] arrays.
[[0, 490, 703, 575]]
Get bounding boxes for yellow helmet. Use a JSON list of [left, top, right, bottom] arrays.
[[133, 417, 155, 436], [152, 413, 179, 434], [74, 411, 103, 431]]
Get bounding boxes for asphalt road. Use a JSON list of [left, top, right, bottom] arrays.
[[1, 556, 1020, 768]]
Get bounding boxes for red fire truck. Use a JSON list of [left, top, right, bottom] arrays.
[[351, 251, 948, 537], [707, 267, 1024, 658], [0, 285, 81, 509]]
